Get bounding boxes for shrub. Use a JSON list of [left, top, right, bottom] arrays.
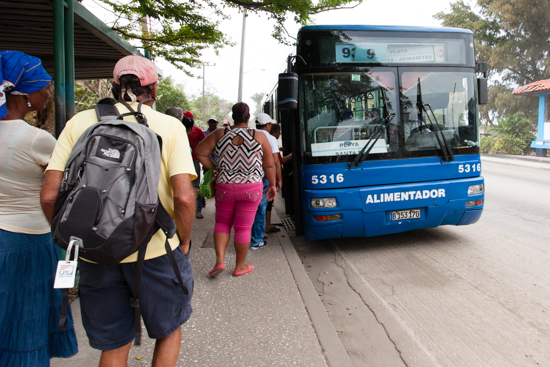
[[488, 112, 536, 155], [491, 137, 525, 155], [480, 136, 495, 153]]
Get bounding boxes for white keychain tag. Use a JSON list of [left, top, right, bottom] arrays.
[[54, 237, 82, 289]]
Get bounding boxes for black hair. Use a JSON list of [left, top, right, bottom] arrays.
[[270, 123, 280, 135], [97, 97, 117, 105], [111, 74, 155, 101], [232, 102, 250, 123], [182, 115, 194, 130]]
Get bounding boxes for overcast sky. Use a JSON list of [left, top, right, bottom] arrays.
[[84, 0, 468, 119]]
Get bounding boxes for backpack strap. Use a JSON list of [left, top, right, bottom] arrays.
[[131, 247, 147, 346], [57, 288, 70, 329], [117, 98, 155, 127], [130, 203, 185, 346], [95, 104, 121, 121], [164, 239, 190, 297], [57, 243, 79, 329]]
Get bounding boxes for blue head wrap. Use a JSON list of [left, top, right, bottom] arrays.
[[0, 51, 52, 119]]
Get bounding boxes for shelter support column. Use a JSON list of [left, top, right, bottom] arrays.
[[53, 0, 76, 138], [534, 95, 548, 157], [65, 0, 75, 121], [53, 0, 66, 137]]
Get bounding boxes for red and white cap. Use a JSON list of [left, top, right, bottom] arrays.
[[113, 55, 158, 86], [183, 110, 194, 119]]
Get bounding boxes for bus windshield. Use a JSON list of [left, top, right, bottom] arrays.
[[301, 69, 479, 164]]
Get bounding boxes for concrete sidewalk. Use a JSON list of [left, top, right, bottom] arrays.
[[51, 196, 351, 367], [481, 153, 550, 170]]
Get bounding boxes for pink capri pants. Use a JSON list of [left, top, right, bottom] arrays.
[[214, 182, 263, 243]]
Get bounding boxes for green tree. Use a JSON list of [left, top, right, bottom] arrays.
[[434, 0, 544, 125], [94, 0, 363, 71], [155, 76, 189, 114], [482, 112, 536, 155], [250, 92, 266, 118], [75, 80, 113, 113], [188, 88, 232, 128]]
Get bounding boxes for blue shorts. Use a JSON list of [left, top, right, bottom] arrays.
[[78, 246, 193, 351]]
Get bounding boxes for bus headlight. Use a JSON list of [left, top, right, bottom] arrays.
[[468, 184, 484, 195], [310, 198, 337, 208]]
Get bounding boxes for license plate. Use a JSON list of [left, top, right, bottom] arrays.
[[390, 209, 420, 221]]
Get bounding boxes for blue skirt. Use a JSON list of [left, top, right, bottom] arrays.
[[0, 229, 78, 366]]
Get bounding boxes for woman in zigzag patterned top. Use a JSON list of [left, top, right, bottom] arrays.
[[195, 102, 277, 277]]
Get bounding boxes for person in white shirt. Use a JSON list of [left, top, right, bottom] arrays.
[[249, 113, 282, 249]]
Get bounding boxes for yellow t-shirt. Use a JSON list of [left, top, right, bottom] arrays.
[[47, 102, 197, 262]]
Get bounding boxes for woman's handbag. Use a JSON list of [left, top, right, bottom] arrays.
[[199, 166, 217, 199]]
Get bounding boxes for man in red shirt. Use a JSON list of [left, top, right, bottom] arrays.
[[182, 110, 206, 218]]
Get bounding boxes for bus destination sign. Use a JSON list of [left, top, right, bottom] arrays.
[[335, 43, 446, 63]]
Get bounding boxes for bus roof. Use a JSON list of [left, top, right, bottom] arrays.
[[300, 25, 473, 35]]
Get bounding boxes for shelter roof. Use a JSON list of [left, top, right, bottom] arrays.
[[0, 0, 142, 80], [513, 79, 550, 97]]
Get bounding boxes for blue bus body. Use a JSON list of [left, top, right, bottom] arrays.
[[266, 25, 485, 240], [301, 157, 483, 240]]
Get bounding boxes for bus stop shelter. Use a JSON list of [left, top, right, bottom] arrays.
[[0, 0, 143, 136], [513, 79, 550, 157]]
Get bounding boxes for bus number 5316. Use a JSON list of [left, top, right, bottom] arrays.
[[458, 164, 481, 173], [312, 174, 344, 184]]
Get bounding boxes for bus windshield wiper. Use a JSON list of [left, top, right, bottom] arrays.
[[349, 88, 395, 168], [416, 78, 454, 161]]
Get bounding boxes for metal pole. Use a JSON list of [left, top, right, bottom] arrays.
[[64, 0, 75, 120], [202, 63, 215, 123], [237, 11, 246, 102], [202, 63, 205, 123], [53, 0, 66, 138], [141, 16, 151, 59]]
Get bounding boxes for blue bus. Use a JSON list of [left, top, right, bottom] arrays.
[[264, 25, 487, 240]]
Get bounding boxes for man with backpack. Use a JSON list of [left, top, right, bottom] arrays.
[[40, 55, 197, 366]]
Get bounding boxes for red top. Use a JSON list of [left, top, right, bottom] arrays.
[[188, 125, 205, 160]]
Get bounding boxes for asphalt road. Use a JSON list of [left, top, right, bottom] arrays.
[[294, 158, 550, 367]]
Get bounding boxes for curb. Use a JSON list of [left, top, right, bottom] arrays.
[[277, 228, 354, 367], [481, 153, 550, 164], [481, 155, 550, 171]]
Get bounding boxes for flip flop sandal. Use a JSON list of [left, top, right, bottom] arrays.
[[266, 227, 281, 233], [208, 263, 225, 277], [233, 264, 254, 277]]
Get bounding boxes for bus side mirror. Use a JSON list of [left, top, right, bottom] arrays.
[[263, 101, 272, 114], [278, 73, 298, 110], [477, 78, 488, 105]]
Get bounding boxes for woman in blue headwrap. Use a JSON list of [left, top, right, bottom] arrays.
[[0, 51, 78, 365]]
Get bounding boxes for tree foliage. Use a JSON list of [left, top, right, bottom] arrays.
[[95, 0, 362, 71], [480, 112, 536, 155], [434, 0, 545, 125], [188, 88, 233, 128], [156, 76, 190, 114], [250, 91, 265, 118], [74, 80, 113, 113]]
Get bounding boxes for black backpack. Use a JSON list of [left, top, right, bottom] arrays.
[[53, 99, 188, 345]]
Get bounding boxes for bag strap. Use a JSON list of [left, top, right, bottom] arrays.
[[117, 98, 155, 127], [131, 247, 147, 346], [95, 104, 121, 121], [58, 243, 79, 329], [58, 288, 70, 329], [130, 202, 180, 346], [164, 238, 190, 297]]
